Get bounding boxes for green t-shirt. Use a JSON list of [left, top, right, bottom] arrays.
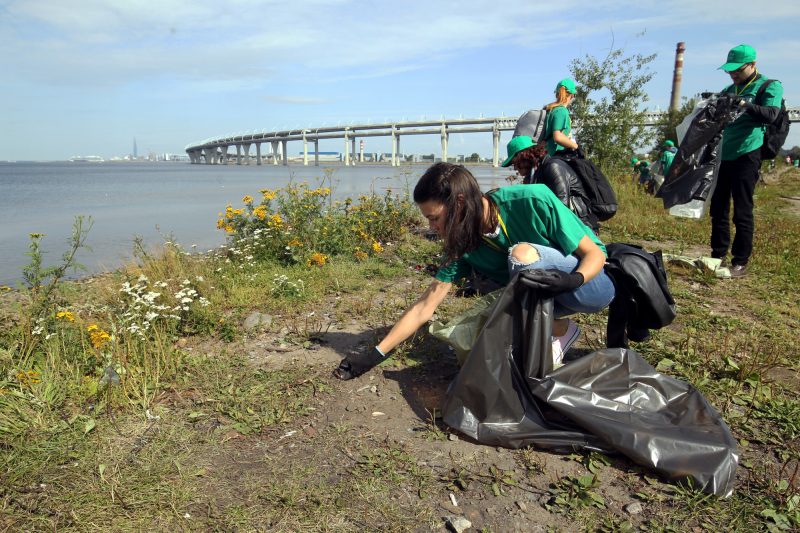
[[721, 75, 784, 161], [660, 150, 675, 174], [545, 105, 571, 156], [434, 184, 606, 286]]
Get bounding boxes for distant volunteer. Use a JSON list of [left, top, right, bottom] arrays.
[[333, 163, 615, 380], [544, 78, 580, 156], [501, 135, 599, 232], [660, 140, 678, 176], [711, 44, 784, 278]]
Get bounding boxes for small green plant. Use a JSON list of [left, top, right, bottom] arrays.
[[271, 274, 305, 298], [547, 473, 605, 511]]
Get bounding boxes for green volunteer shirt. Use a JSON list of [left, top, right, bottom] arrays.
[[660, 150, 675, 174], [435, 184, 605, 286], [721, 74, 784, 161], [545, 105, 572, 156]]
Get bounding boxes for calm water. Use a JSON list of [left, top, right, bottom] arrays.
[[0, 161, 512, 285]]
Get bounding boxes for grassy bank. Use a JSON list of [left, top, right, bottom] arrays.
[[1, 167, 799, 531]]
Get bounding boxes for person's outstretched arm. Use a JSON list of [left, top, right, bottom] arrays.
[[377, 279, 452, 354]]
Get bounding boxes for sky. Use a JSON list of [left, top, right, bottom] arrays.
[[1, 0, 799, 161]]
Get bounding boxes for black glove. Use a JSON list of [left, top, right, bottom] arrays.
[[333, 347, 387, 380], [520, 269, 584, 296]]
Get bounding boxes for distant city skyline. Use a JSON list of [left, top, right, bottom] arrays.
[[1, 0, 799, 161]]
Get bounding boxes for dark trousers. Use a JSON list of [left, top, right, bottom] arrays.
[[710, 149, 761, 266]]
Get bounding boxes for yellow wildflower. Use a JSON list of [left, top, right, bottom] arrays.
[[354, 250, 368, 261], [242, 195, 253, 204], [216, 218, 225, 230], [268, 214, 283, 228], [287, 237, 303, 247], [0, 285, 11, 292], [372, 241, 383, 254], [29, 233, 45, 239], [252, 205, 267, 221], [224, 224, 235, 234], [260, 189, 277, 201], [16, 370, 41, 387], [87, 325, 111, 350], [307, 252, 328, 267], [56, 311, 75, 322]]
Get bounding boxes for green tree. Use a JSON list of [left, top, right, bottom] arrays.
[[654, 95, 698, 150], [570, 47, 657, 173], [467, 152, 481, 163]]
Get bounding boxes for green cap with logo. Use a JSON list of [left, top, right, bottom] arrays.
[[502, 136, 535, 167], [719, 44, 756, 72], [664, 140, 675, 148], [555, 78, 577, 95]]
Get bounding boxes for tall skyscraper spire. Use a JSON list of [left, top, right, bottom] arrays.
[[133, 137, 138, 159]]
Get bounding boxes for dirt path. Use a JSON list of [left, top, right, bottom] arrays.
[[170, 280, 688, 532]]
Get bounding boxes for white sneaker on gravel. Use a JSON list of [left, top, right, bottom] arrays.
[[551, 320, 581, 368]]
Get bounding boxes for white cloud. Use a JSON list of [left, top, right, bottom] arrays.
[[262, 95, 331, 105]]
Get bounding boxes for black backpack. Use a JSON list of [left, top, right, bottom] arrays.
[[604, 243, 677, 348], [755, 79, 790, 160], [554, 153, 618, 221]]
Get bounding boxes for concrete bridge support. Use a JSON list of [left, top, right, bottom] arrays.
[[271, 141, 279, 165], [221, 146, 229, 165], [281, 140, 288, 166], [441, 124, 449, 163], [351, 137, 357, 165], [344, 131, 350, 166], [256, 143, 262, 165], [203, 149, 214, 164], [243, 143, 251, 165], [235, 145, 242, 165], [303, 132, 308, 166], [492, 126, 500, 168], [314, 140, 319, 166], [391, 127, 397, 167]]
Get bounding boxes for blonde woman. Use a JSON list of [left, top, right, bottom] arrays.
[[544, 78, 580, 156]]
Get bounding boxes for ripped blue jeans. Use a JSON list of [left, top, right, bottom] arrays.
[[508, 242, 615, 318]]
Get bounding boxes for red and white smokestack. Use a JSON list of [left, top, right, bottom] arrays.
[[669, 42, 686, 112]]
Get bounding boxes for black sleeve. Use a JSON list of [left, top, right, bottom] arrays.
[[532, 161, 570, 205], [745, 103, 781, 124]]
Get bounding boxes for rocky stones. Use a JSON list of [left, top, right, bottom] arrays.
[[444, 515, 472, 533], [624, 501, 643, 515], [243, 312, 272, 332]]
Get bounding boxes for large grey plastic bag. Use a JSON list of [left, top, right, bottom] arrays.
[[442, 271, 738, 497]]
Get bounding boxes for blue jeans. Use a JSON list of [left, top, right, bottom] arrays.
[[508, 243, 615, 318]]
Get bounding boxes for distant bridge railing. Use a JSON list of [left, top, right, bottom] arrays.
[[185, 108, 800, 167]]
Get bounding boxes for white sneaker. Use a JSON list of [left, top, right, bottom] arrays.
[[551, 320, 581, 368]]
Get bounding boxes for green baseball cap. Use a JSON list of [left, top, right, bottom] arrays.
[[501, 136, 535, 167], [555, 78, 577, 95], [631, 157, 639, 164], [664, 140, 675, 148], [719, 44, 756, 72]]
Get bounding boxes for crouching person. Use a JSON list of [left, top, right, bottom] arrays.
[[333, 162, 615, 380]]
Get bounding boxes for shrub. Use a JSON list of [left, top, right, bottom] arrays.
[[217, 184, 419, 266]]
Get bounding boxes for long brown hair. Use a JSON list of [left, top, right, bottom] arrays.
[[414, 163, 496, 262], [545, 86, 572, 111]]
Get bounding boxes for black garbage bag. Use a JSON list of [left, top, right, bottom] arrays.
[[442, 271, 738, 497], [657, 96, 742, 209]]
